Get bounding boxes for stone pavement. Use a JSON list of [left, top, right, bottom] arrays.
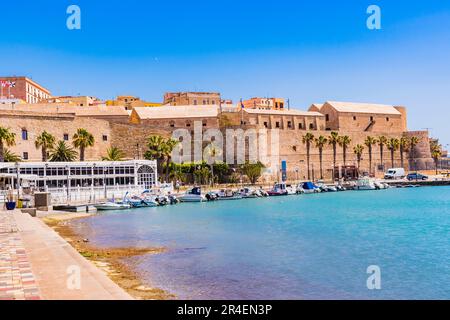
[[0, 209, 133, 300], [0, 212, 41, 300]]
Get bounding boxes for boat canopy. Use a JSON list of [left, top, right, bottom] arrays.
[[302, 182, 316, 190]]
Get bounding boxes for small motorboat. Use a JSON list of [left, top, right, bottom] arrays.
[[238, 187, 260, 198], [94, 202, 131, 211], [179, 187, 206, 202], [285, 184, 297, 195], [217, 189, 243, 200], [125, 192, 159, 208], [355, 178, 377, 190], [205, 192, 219, 201], [267, 183, 289, 196], [297, 182, 321, 194]]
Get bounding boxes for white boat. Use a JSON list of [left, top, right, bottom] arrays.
[[297, 182, 321, 194], [179, 187, 206, 202], [217, 189, 243, 200], [285, 184, 297, 195], [94, 202, 131, 211], [355, 178, 377, 190], [239, 187, 260, 198]]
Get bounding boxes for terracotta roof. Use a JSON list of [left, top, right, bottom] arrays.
[[0, 103, 128, 117], [133, 105, 219, 119], [244, 108, 324, 117], [325, 101, 401, 115], [308, 103, 324, 111]]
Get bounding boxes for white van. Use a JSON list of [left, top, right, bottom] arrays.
[[384, 168, 406, 180]]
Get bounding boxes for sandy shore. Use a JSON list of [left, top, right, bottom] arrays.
[[42, 212, 175, 300]]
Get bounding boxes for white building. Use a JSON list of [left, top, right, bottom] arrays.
[[0, 160, 158, 203]]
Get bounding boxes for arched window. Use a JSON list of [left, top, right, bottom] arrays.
[[137, 165, 156, 188]]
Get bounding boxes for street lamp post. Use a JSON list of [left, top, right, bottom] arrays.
[[65, 165, 70, 203], [14, 162, 20, 201]]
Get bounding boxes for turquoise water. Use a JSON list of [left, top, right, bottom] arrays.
[[72, 187, 450, 299]]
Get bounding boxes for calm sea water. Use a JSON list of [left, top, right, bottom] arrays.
[[71, 186, 450, 299]]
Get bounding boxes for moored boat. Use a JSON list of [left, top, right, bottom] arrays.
[[179, 187, 206, 202], [297, 182, 321, 194], [217, 189, 243, 200], [267, 183, 289, 196], [239, 187, 260, 198], [355, 178, 377, 190], [94, 202, 131, 211]]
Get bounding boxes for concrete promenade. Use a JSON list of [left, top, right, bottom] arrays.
[[0, 209, 133, 300]]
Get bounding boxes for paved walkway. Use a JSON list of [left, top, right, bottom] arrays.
[[0, 209, 133, 300], [0, 212, 40, 300]]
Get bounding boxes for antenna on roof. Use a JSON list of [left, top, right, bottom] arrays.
[[287, 99, 290, 110]]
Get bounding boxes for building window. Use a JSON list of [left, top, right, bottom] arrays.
[[202, 121, 207, 127], [186, 122, 191, 127], [63, 134, 69, 141], [280, 103, 284, 109], [309, 123, 314, 130], [386, 117, 390, 122], [169, 121, 175, 128], [23, 152, 29, 160], [325, 114, 330, 121], [275, 122, 280, 128], [299, 123, 303, 129], [203, 100, 207, 105], [370, 116, 374, 121], [193, 100, 197, 105], [263, 121, 268, 128], [211, 100, 216, 105], [102, 135, 108, 141], [353, 116, 357, 121], [21, 129, 28, 141], [287, 121, 292, 128]]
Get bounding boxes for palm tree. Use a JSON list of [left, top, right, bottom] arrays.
[[364, 136, 377, 174], [409, 136, 420, 171], [145, 135, 166, 177], [34, 131, 56, 162], [162, 138, 179, 182], [240, 161, 265, 184], [431, 146, 442, 175], [314, 136, 328, 179], [399, 136, 410, 169], [72, 128, 94, 161], [378, 136, 388, 170], [102, 147, 125, 161], [328, 131, 340, 171], [0, 126, 16, 162], [387, 138, 400, 168], [339, 135, 352, 165], [3, 149, 21, 163], [302, 132, 315, 180], [353, 144, 364, 172], [203, 142, 222, 185], [49, 141, 78, 162]]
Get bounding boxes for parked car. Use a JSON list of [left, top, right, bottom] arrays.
[[406, 173, 428, 181], [384, 168, 406, 180]]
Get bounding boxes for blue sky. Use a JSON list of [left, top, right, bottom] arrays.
[[1, 0, 450, 146]]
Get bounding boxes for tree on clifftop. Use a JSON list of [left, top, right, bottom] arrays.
[[0, 126, 16, 163], [72, 128, 95, 161], [35, 131, 56, 162]]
